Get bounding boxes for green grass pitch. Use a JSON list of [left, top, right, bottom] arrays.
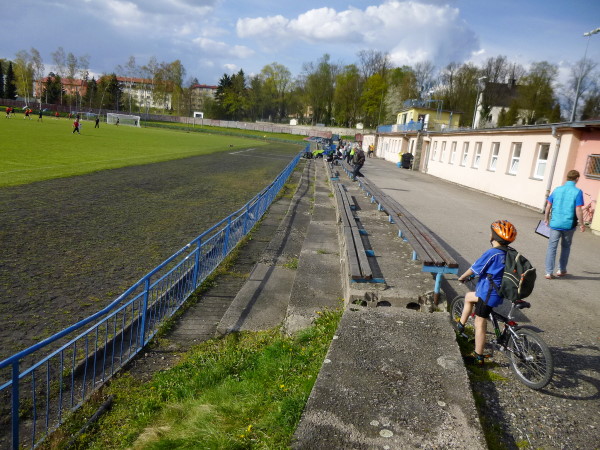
[[0, 115, 269, 187]]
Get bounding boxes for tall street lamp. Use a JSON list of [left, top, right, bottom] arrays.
[[472, 76, 487, 128], [570, 27, 600, 122]]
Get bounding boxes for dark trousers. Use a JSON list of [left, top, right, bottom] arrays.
[[352, 163, 364, 179]]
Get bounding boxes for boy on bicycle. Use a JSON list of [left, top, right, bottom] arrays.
[[456, 220, 517, 364]]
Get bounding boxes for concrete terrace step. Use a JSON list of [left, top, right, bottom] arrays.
[[292, 307, 486, 449], [284, 160, 343, 334], [216, 159, 316, 334]]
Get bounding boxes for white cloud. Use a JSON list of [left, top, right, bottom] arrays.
[[192, 37, 254, 58], [223, 63, 238, 73], [236, 1, 479, 67]]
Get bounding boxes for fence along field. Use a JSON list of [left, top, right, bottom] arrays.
[[0, 116, 303, 447]]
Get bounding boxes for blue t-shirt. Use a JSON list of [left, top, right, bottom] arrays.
[[548, 181, 584, 230], [470, 247, 506, 307]]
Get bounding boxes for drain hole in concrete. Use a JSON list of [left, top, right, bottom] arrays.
[[376, 301, 391, 307], [406, 302, 420, 311]]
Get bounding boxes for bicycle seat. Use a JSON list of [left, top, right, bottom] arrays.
[[514, 300, 531, 309]]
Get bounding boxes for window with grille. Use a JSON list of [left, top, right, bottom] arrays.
[[440, 141, 447, 161], [432, 141, 438, 160], [584, 154, 600, 180]]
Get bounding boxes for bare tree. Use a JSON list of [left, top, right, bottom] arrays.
[[51, 47, 67, 104], [567, 57, 598, 121], [30, 48, 45, 105], [413, 61, 436, 98], [357, 49, 391, 80], [481, 56, 511, 83]]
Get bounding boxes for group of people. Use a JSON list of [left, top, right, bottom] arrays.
[[455, 170, 586, 364]]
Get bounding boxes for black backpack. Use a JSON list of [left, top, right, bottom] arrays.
[[496, 246, 537, 301]]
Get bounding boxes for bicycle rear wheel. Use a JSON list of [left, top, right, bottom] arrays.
[[507, 328, 553, 390]]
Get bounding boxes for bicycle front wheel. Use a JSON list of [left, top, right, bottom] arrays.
[[507, 328, 554, 390], [449, 295, 465, 329]]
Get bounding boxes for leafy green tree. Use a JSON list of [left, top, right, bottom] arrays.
[[581, 90, 600, 120], [246, 74, 268, 121], [5, 62, 17, 99], [14, 50, 34, 103], [81, 77, 98, 110], [387, 66, 418, 121], [260, 63, 292, 122], [97, 74, 123, 112], [302, 54, 337, 125], [360, 73, 387, 127], [42, 73, 64, 104], [436, 62, 480, 127], [517, 61, 558, 124], [497, 108, 508, 127], [333, 64, 361, 127], [505, 100, 520, 126], [0, 61, 5, 98]]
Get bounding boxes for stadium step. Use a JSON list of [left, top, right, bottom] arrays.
[[216, 159, 316, 334]]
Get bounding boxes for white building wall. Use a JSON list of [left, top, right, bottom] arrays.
[[424, 130, 577, 210], [368, 128, 579, 211]]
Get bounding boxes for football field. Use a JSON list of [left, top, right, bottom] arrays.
[[0, 115, 270, 187], [0, 116, 303, 360]]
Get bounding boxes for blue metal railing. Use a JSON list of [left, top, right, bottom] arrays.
[[377, 122, 424, 133], [0, 149, 304, 449]]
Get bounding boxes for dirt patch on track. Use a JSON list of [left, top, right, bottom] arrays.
[[0, 143, 301, 361]]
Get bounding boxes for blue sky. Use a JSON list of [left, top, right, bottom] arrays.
[[2, 0, 599, 86]]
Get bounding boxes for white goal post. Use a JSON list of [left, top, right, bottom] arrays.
[[106, 113, 141, 127]]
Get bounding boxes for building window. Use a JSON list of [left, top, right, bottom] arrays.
[[449, 142, 457, 164], [432, 141, 438, 160], [488, 142, 500, 171], [584, 154, 600, 180], [533, 143, 550, 179], [461, 142, 469, 166], [440, 141, 447, 162], [508, 143, 522, 174], [473, 142, 482, 168]]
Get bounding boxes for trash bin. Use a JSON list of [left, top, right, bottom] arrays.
[[401, 152, 414, 169]]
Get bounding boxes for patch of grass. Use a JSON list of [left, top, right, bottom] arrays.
[[48, 308, 342, 449], [283, 257, 299, 270], [0, 118, 270, 187]]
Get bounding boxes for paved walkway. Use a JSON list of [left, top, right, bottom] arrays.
[[333, 157, 600, 448]]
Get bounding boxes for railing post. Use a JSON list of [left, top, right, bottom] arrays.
[[139, 278, 150, 349], [242, 205, 250, 235], [223, 217, 232, 256], [12, 361, 19, 450], [192, 238, 202, 288]]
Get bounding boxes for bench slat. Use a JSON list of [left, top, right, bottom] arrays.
[[336, 183, 373, 279], [358, 177, 456, 267]]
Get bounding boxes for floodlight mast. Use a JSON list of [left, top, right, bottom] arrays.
[[570, 27, 600, 122]]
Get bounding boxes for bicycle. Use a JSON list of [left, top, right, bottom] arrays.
[[450, 277, 554, 390]]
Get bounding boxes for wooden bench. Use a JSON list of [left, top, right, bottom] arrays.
[[334, 183, 373, 281], [353, 174, 458, 303], [324, 160, 340, 180]]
